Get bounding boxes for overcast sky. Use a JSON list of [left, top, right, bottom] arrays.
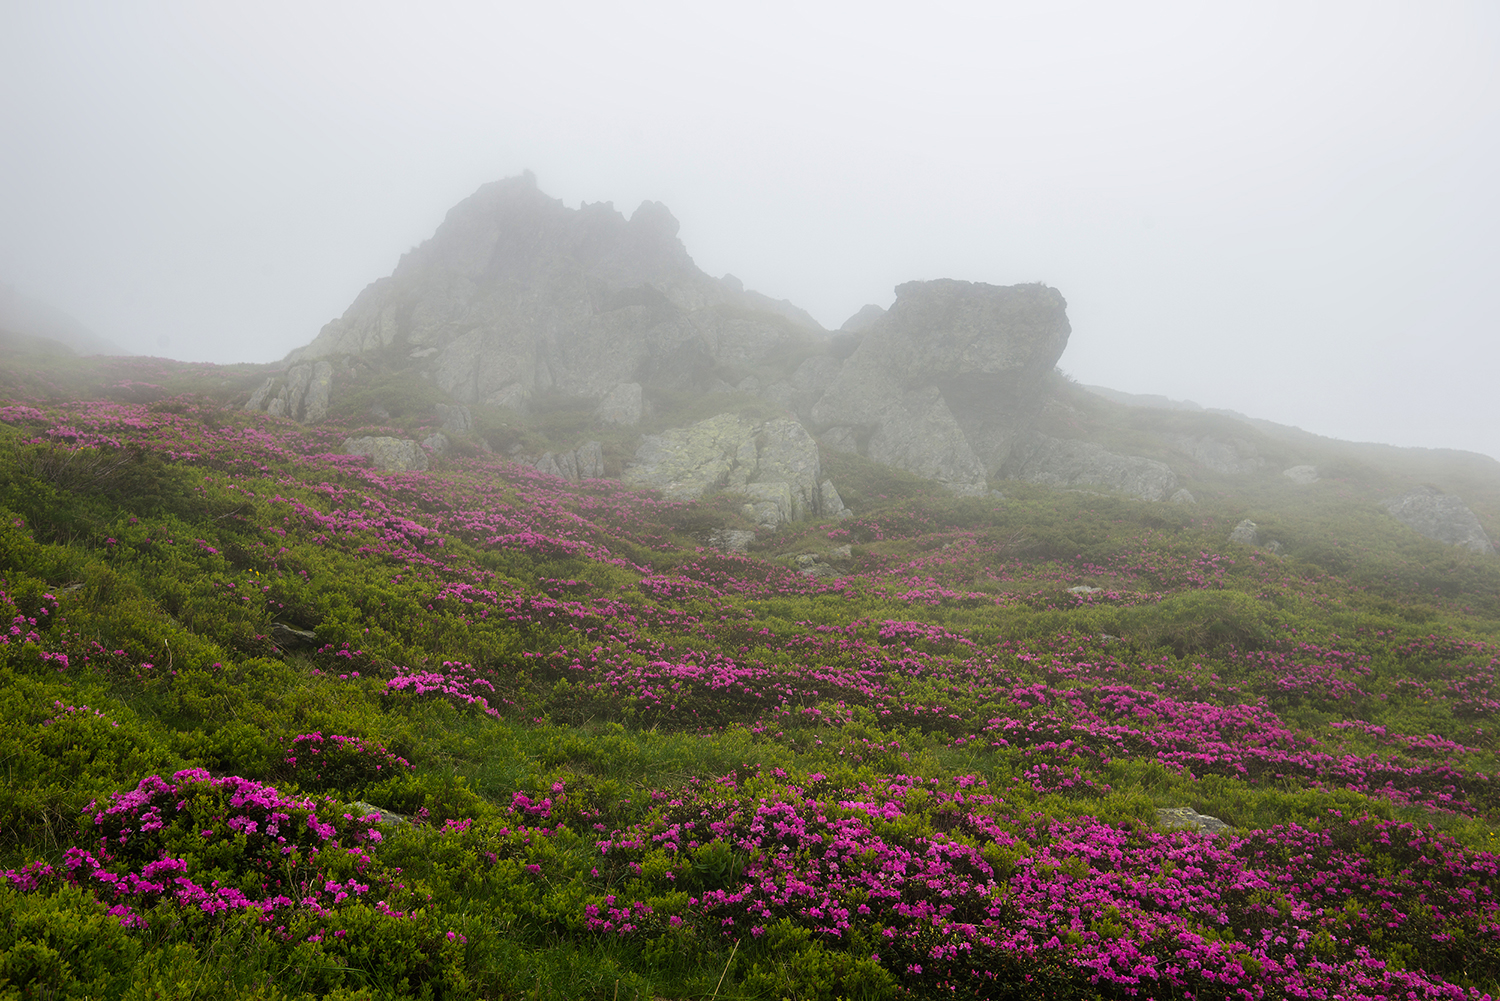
[[2, 2, 1497, 459]]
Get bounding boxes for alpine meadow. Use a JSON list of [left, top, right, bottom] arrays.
[[2, 177, 1499, 1001]]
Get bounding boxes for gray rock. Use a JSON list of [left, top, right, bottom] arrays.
[[1002, 433, 1179, 501], [862, 387, 989, 497], [289, 174, 814, 404], [242, 361, 334, 423], [708, 529, 756, 552], [743, 481, 794, 527], [302, 361, 334, 422], [533, 441, 604, 483], [486, 383, 531, 414], [1162, 433, 1264, 475], [596, 382, 644, 426], [270, 622, 317, 648], [342, 436, 429, 472], [1384, 487, 1494, 554], [574, 440, 606, 480], [811, 279, 1070, 489], [819, 479, 851, 519], [422, 432, 450, 455], [798, 563, 839, 578], [755, 419, 822, 522], [1228, 519, 1259, 545], [622, 413, 827, 527], [351, 802, 411, 829], [1156, 807, 1229, 835], [436, 403, 474, 436], [1068, 586, 1103, 594], [1170, 488, 1197, 505], [828, 544, 853, 561], [1283, 465, 1319, 485], [840, 303, 887, 332], [245, 377, 276, 412]]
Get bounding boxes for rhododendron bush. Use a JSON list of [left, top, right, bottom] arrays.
[[0, 359, 1498, 999]]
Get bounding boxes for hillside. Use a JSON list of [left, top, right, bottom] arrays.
[[1, 338, 1498, 1000]]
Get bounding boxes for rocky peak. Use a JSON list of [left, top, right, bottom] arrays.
[[289, 175, 814, 408]]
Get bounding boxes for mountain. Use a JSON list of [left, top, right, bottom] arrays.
[[0, 283, 125, 356]]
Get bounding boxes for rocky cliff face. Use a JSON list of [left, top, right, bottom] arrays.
[[288, 173, 814, 408], [809, 280, 1071, 494]]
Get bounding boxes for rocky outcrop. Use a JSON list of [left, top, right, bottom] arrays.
[[622, 414, 839, 527], [1283, 465, 1319, 485], [245, 361, 333, 423], [810, 280, 1070, 494], [342, 436, 429, 472], [290, 173, 818, 407], [1156, 807, 1229, 835], [819, 479, 851, 518], [1002, 433, 1179, 501], [1384, 488, 1493, 554], [1170, 488, 1197, 505], [535, 441, 606, 483], [435, 403, 473, 436], [595, 382, 645, 425], [1162, 433, 1265, 475], [1228, 519, 1259, 545], [839, 304, 886, 333]]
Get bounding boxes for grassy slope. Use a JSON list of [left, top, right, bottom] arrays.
[[0, 349, 1497, 999]]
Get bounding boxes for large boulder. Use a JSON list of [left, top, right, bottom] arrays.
[[810, 280, 1070, 493], [1001, 433, 1179, 501], [289, 173, 819, 407], [342, 436, 429, 472], [1384, 488, 1494, 554], [622, 414, 835, 527]]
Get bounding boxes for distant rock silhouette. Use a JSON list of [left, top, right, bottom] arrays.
[[291, 173, 818, 406]]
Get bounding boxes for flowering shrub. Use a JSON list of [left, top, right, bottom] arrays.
[[280, 732, 413, 792]]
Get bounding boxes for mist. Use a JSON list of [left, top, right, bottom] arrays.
[[1, 1, 1496, 459]]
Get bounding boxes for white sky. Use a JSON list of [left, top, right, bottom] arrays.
[[2, 1, 1497, 459]]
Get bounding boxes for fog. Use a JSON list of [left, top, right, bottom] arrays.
[[2, 2, 1497, 459]]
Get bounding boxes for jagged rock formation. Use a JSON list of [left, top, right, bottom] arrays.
[[622, 414, 836, 527], [1384, 488, 1493, 554], [1001, 432, 1179, 501], [810, 280, 1070, 495], [342, 436, 428, 473], [535, 441, 605, 483], [1283, 465, 1319, 485], [272, 176, 1092, 516], [246, 361, 333, 422], [290, 173, 817, 406]]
